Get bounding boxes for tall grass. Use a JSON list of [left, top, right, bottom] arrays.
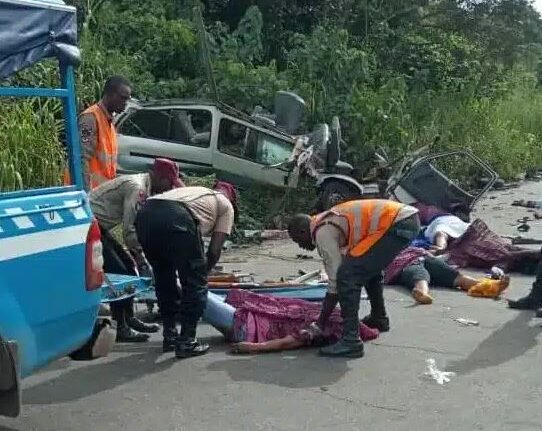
[[0, 99, 65, 192], [368, 76, 542, 181]]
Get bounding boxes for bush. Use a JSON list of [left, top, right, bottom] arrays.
[[0, 99, 65, 191]]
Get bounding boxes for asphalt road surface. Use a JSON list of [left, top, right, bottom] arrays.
[[2, 181, 542, 431]]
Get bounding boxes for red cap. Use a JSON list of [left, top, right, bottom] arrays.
[[152, 158, 184, 187], [214, 180, 238, 206]]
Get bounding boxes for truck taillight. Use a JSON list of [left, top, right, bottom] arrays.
[[86, 218, 104, 291]]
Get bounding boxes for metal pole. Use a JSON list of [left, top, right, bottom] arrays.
[[60, 64, 84, 188], [193, 5, 219, 102]]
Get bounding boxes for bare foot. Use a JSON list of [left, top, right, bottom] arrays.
[[412, 288, 434, 305]]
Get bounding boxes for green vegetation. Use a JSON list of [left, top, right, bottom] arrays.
[[2, 1, 542, 224]]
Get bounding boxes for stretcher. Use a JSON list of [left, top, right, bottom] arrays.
[[101, 273, 329, 303]]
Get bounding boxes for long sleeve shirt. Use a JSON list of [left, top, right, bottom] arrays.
[[89, 173, 151, 257]]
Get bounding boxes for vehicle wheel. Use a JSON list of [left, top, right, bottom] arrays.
[[0, 340, 15, 392], [319, 180, 361, 210]]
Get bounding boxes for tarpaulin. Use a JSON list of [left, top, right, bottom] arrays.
[[0, 0, 80, 79]]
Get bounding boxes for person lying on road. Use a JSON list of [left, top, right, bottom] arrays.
[[202, 290, 379, 355], [384, 247, 510, 305]]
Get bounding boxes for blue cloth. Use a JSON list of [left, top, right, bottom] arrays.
[[410, 230, 432, 249], [202, 292, 235, 334]]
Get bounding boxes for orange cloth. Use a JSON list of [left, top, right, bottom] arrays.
[[467, 277, 509, 298], [64, 104, 117, 189]]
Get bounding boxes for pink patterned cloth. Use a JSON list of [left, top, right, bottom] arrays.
[[225, 289, 379, 344], [447, 219, 540, 272], [384, 246, 430, 284]]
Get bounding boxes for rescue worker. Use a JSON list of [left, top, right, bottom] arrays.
[[288, 199, 420, 358], [90, 158, 184, 342], [65, 75, 131, 190], [135, 182, 238, 358], [508, 257, 542, 315]]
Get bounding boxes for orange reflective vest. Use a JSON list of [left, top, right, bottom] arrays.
[[64, 104, 118, 190], [311, 199, 406, 257]]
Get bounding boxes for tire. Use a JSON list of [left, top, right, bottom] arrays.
[[0, 340, 15, 392], [319, 180, 361, 211]]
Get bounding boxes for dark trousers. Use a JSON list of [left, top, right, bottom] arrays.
[[336, 214, 421, 342], [135, 200, 208, 338], [533, 254, 542, 291], [100, 227, 137, 324]]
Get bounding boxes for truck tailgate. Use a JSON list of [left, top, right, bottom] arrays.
[[0, 189, 100, 377]]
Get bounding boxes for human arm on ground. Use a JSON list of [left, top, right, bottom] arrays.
[[429, 231, 449, 255], [79, 113, 97, 192], [232, 336, 304, 354]]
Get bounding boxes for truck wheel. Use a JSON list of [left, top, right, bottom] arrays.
[[319, 181, 361, 211], [0, 340, 15, 392]]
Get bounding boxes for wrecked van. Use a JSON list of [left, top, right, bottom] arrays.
[[116, 92, 497, 213]]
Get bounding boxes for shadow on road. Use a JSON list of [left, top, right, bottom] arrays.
[[23, 346, 175, 405], [207, 352, 349, 388], [449, 311, 542, 375]]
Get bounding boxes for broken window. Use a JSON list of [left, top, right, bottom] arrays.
[[218, 118, 293, 165]]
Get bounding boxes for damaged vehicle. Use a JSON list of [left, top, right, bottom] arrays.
[[116, 91, 498, 215]]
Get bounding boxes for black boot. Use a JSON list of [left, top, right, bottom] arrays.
[[116, 325, 150, 343], [162, 318, 178, 352], [362, 276, 390, 332], [361, 315, 390, 332], [175, 323, 209, 359], [127, 317, 160, 333], [508, 285, 542, 310], [320, 287, 364, 358]]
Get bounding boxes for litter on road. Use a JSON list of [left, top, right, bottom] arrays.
[[453, 318, 480, 326], [424, 358, 456, 385]]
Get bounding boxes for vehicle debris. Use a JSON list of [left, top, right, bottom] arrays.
[[512, 200, 542, 209], [243, 230, 290, 240], [517, 217, 532, 232], [502, 236, 542, 245], [454, 318, 479, 326], [424, 358, 455, 385]]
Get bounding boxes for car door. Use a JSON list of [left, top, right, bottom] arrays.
[[212, 115, 294, 188], [390, 150, 497, 213], [116, 107, 214, 175]]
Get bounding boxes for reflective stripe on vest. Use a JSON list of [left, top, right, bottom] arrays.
[[311, 199, 404, 257], [63, 104, 117, 190]]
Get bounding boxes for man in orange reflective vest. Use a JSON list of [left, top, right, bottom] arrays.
[[64, 75, 131, 191], [288, 199, 420, 358]]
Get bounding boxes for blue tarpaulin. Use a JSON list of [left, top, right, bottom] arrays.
[[0, 0, 80, 79]]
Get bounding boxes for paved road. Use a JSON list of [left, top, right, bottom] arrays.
[[2, 182, 542, 431]]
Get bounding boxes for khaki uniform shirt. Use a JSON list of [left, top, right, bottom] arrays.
[[149, 186, 234, 236], [314, 205, 418, 294], [89, 173, 150, 252]]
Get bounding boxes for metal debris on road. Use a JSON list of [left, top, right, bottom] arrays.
[[454, 318, 479, 326], [502, 236, 542, 245], [424, 359, 455, 385]]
